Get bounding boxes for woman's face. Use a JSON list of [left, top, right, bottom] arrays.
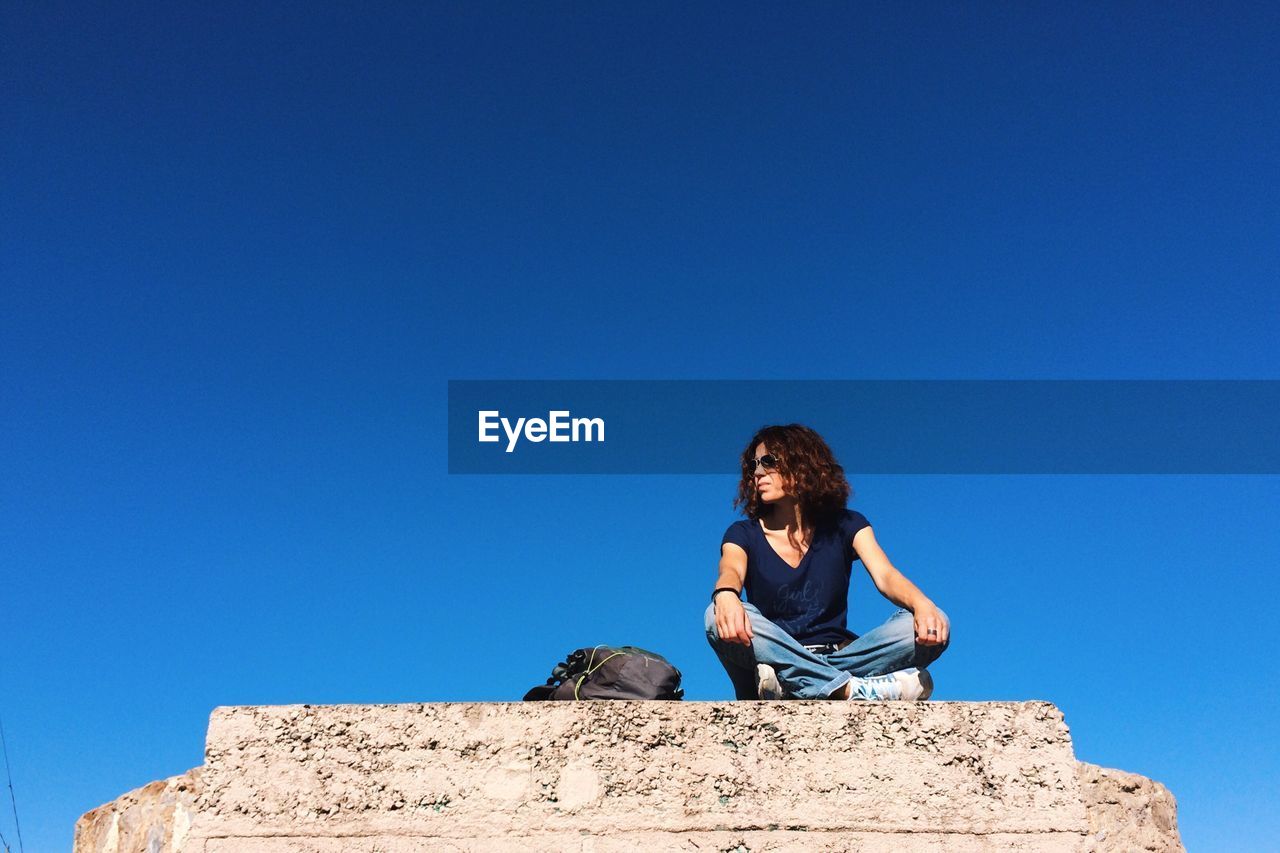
[[753, 442, 789, 502]]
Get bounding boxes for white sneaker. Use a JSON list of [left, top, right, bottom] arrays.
[[756, 663, 784, 699], [846, 667, 932, 701]]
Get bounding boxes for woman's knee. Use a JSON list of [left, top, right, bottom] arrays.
[[705, 599, 761, 634], [703, 602, 718, 635], [885, 607, 916, 641], [925, 609, 952, 660], [890, 607, 952, 648], [934, 609, 952, 648]]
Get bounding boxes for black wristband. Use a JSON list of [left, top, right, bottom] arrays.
[[712, 587, 741, 603]]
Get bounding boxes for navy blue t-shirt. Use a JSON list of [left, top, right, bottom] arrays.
[[720, 509, 871, 646]]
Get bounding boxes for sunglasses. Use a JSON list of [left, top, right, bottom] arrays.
[[752, 454, 779, 472]]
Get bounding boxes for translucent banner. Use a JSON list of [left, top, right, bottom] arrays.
[[447, 380, 1280, 474]]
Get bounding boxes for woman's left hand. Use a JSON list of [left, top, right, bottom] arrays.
[[913, 602, 949, 646]]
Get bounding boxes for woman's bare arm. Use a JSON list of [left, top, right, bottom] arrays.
[[713, 543, 752, 645], [853, 526, 949, 645]]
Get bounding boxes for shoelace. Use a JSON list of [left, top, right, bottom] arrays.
[[849, 671, 905, 701]]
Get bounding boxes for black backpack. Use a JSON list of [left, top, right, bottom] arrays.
[[523, 645, 685, 701]]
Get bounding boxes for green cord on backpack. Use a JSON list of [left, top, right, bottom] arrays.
[[523, 645, 685, 701]]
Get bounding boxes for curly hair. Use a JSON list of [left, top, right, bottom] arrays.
[[734, 424, 852, 534]]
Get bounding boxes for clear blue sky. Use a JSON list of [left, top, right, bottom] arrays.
[[3, 3, 1278, 850]]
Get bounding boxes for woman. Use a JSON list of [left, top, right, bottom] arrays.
[[704, 424, 951, 700]]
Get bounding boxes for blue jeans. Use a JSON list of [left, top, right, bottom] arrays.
[[703, 601, 951, 699]]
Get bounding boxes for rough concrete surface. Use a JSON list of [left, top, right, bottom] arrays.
[[74, 701, 1183, 852], [74, 767, 202, 853], [1076, 761, 1184, 852]]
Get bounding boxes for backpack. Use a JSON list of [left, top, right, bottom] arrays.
[[522, 645, 685, 701]]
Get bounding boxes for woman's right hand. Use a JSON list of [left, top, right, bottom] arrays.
[[715, 593, 754, 645]]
